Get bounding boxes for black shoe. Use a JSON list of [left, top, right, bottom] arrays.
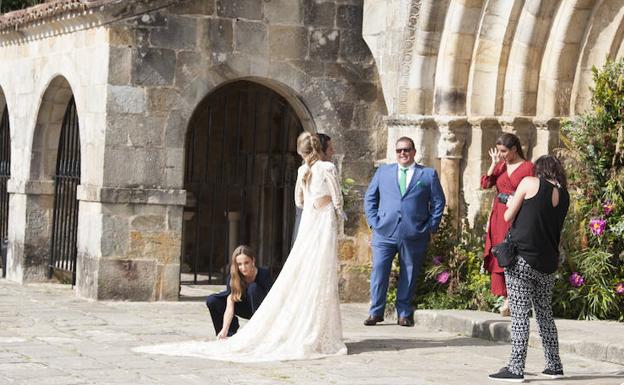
[[363, 315, 384, 326], [541, 368, 564, 378], [488, 367, 524, 383], [397, 317, 414, 326]]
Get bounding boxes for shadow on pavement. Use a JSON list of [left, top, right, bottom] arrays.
[[346, 337, 494, 354]]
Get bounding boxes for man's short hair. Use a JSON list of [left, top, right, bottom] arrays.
[[318, 133, 331, 154], [396, 136, 415, 150]]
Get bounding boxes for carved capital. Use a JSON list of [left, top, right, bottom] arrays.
[[437, 117, 468, 159]]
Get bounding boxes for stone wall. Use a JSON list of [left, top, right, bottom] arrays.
[[0, 0, 385, 301]]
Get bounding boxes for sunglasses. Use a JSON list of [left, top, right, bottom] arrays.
[[395, 148, 413, 154]]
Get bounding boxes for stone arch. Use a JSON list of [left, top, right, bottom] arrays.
[[434, 0, 485, 115], [502, 0, 562, 116], [536, 0, 594, 117], [404, 0, 450, 115], [30, 75, 78, 181], [182, 78, 308, 283], [571, 0, 624, 114], [467, 0, 523, 116], [20, 74, 83, 284]]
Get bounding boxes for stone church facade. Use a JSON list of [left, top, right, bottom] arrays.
[[0, 0, 618, 301]]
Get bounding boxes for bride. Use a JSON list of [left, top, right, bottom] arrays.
[[134, 132, 347, 362]]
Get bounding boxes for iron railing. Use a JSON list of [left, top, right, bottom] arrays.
[[0, 106, 10, 277], [48, 97, 80, 285]]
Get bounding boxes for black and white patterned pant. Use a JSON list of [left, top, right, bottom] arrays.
[[504, 257, 563, 376]]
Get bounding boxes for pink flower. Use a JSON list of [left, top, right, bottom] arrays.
[[589, 218, 607, 236], [569, 272, 585, 288], [432, 256, 443, 266], [436, 271, 450, 284], [603, 201, 614, 216], [616, 282, 624, 295]]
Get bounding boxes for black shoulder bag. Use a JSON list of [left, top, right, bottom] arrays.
[[491, 229, 518, 268]]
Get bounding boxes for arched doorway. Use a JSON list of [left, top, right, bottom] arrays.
[[183, 81, 305, 284], [0, 106, 10, 278], [48, 97, 81, 285]]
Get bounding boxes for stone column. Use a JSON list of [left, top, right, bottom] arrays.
[[75, 185, 186, 301], [533, 117, 561, 160], [465, 117, 501, 226], [437, 117, 468, 226], [6, 180, 55, 283]]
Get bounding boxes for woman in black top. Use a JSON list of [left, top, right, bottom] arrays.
[[489, 155, 570, 383]]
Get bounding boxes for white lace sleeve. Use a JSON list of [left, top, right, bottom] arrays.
[[324, 163, 343, 212], [295, 166, 304, 209]]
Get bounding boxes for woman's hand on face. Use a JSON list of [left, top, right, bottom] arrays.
[[488, 147, 500, 164]]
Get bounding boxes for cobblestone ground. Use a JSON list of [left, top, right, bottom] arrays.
[[0, 280, 623, 385]]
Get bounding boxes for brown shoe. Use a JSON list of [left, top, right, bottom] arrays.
[[397, 315, 414, 327], [363, 315, 384, 326]]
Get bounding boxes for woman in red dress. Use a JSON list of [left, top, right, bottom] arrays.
[[481, 133, 533, 316]]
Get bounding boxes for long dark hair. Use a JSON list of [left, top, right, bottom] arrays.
[[535, 155, 567, 188], [229, 245, 256, 302], [318, 133, 331, 155], [496, 133, 525, 160]]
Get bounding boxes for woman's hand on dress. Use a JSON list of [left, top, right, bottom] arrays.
[[217, 330, 229, 340]]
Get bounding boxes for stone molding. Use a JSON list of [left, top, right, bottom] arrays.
[[397, 0, 422, 114], [0, 0, 177, 46], [384, 114, 562, 161], [386, 114, 561, 130], [76, 185, 186, 206], [7, 179, 55, 195]]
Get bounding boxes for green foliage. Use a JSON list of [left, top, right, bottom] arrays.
[[414, 211, 497, 312], [0, 0, 42, 13], [558, 57, 624, 321]]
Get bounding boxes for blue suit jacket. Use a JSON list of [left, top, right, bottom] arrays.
[[364, 163, 446, 239]]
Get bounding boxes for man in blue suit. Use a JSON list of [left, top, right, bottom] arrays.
[[364, 137, 446, 326]]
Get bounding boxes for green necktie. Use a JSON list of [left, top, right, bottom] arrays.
[[399, 167, 408, 195]]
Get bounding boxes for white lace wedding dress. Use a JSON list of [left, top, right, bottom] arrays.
[[134, 160, 347, 362]]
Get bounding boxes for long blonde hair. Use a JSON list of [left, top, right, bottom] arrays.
[[297, 132, 322, 186], [229, 245, 256, 302]]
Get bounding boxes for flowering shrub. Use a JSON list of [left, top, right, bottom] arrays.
[[556, 58, 624, 321]]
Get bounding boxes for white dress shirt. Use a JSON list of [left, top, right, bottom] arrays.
[[397, 162, 416, 191]]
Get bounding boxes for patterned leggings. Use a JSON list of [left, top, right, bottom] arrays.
[[505, 257, 563, 376]]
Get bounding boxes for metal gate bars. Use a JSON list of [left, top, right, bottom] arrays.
[[48, 97, 81, 285], [184, 81, 303, 284], [0, 106, 10, 277]]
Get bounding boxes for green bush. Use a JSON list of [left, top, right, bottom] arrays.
[[413, 211, 497, 313], [557, 58, 624, 321]]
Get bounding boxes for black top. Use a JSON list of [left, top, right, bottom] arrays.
[[510, 177, 570, 274], [213, 266, 273, 300]]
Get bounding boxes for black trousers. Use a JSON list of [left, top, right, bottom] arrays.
[[205, 282, 268, 336]]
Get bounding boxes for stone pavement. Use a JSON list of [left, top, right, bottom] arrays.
[[1, 279, 623, 385]]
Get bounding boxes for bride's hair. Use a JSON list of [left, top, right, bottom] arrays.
[[297, 132, 322, 186], [229, 245, 256, 302]]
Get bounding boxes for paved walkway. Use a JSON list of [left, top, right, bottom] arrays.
[[1, 279, 623, 385]]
